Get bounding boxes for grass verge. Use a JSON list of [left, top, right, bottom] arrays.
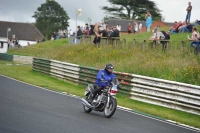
[[0, 60, 199, 128]]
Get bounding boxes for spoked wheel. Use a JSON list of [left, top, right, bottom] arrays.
[[83, 105, 92, 113], [104, 98, 117, 118]]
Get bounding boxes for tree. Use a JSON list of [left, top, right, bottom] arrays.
[[102, 0, 162, 21], [33, 0, 70, 39]]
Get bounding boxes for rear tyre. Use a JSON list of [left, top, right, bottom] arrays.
[[104, 98, 117, 118]]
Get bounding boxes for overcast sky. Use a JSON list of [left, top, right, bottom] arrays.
[[0, 0, 199, 30]]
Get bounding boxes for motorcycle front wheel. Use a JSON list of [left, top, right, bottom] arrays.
[[83, 105, 92, 113], [104, 98, 117, 118]]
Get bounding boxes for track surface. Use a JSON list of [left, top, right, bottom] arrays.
[[0, 75, 198, 133]]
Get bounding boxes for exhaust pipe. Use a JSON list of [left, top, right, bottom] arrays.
[[81, 98, 93, 108]]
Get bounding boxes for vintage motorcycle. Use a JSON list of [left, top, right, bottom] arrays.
[[81, 78, 121, 118]]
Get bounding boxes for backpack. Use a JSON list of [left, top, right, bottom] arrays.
[[161, 31, 170, 40]]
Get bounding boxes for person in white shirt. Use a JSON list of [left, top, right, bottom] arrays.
[[188, 27, 199, 49], [133, 22, 138, 34], [69, 29, 75, 44], [139, 23, 142, 33]]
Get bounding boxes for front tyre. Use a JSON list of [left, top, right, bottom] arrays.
[[104, 98, 117, 118], [83, 105, 92, 113]]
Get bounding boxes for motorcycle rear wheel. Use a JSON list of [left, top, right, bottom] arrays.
[[104, 98, 117, 118]]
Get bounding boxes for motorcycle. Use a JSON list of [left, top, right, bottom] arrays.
[[81, 78, 121, 118]]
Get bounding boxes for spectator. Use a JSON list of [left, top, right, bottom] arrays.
[[102, 23, 106, 30], [93, 26, 106, 44], [116, 24, 121, 32], [149, 27, 165, 41], [179, 22, 193, 33], [139, 22, 142, 33], [27, 42, 30, 46], [76, 26, 82, 44], [51, 36, 54, 41], [188, 27, 199, 50], [111, 26, 120, 37], [90, 24, 95, 35], [170, 21, 183, 34], [178, 21, 187, 33], [186, 2, 192, 23], [127, 23, 132, 34], [69, 29, 74, 44], [106, 26, 113, 37], [116, 24, 121, 36], [194, 20, 200, 26], [93, 24, 99, 33], [133, 22, 138, 34], [146, 13, 152, 32]]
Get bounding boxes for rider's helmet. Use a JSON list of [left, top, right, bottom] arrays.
[[105, 64, 114, 74]]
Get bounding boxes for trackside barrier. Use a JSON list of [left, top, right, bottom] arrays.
[[32, 58, 200, 115]]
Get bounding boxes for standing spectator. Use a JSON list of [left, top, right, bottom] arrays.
[[186, 2, 192, 23], [76, 26, 82, 44], [102, 23, 106, 30], [90, 24, 95, 35], [127, 23, 132, 34], [145, 10, 151, 31], [8, 39, 11, 48], [146, 13, 152, 32], [111, 26, 120, 37], [116, 24, 121, 36], [69, 29, 74, 44], [93, 24, 99, 33], [51, 35, 54, 41], [139, 22, 142, 33], [107, 26, 113, 37], [133, 22, 138, 34]]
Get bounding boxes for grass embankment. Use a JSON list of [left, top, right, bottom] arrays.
[[8, 28, 200, 85], [0, 60, 199, 128]]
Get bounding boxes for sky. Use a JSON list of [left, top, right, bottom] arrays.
[[0, 0, 199, 30]]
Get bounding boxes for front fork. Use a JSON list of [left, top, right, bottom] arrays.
[[106, 94, 110, 108]]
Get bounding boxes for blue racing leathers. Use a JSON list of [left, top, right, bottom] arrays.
[[94, 70, 116, 87]]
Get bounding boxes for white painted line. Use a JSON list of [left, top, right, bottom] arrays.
[[0, 74, 199, 132]]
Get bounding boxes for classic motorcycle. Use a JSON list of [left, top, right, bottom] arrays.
[[81, 78, 121, 118]]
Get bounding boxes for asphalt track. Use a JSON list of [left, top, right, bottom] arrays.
[[0, 75, 199, 133]]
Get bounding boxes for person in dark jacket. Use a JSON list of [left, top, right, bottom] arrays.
[[88, 64, 115, 103], [76, 26, 82, 44], [111, 26, 119, 37]]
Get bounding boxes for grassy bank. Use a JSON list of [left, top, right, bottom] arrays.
[[0, 60, 199, 128], [8, 31, 200, 85]]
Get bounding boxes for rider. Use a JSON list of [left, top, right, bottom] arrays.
[[88, 64, 116, 103]]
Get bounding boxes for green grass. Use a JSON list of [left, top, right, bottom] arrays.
[[7, 26, 200, 86], [0, 60, 199, 128]]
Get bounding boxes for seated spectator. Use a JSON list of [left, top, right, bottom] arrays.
[[169, 21, 178, 34], [170, 21, 183, 34], [178, 21, 187, 32], [193, 20, 200, 26], [179, 22, 193, 33], [188, 27, 199, 50]]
